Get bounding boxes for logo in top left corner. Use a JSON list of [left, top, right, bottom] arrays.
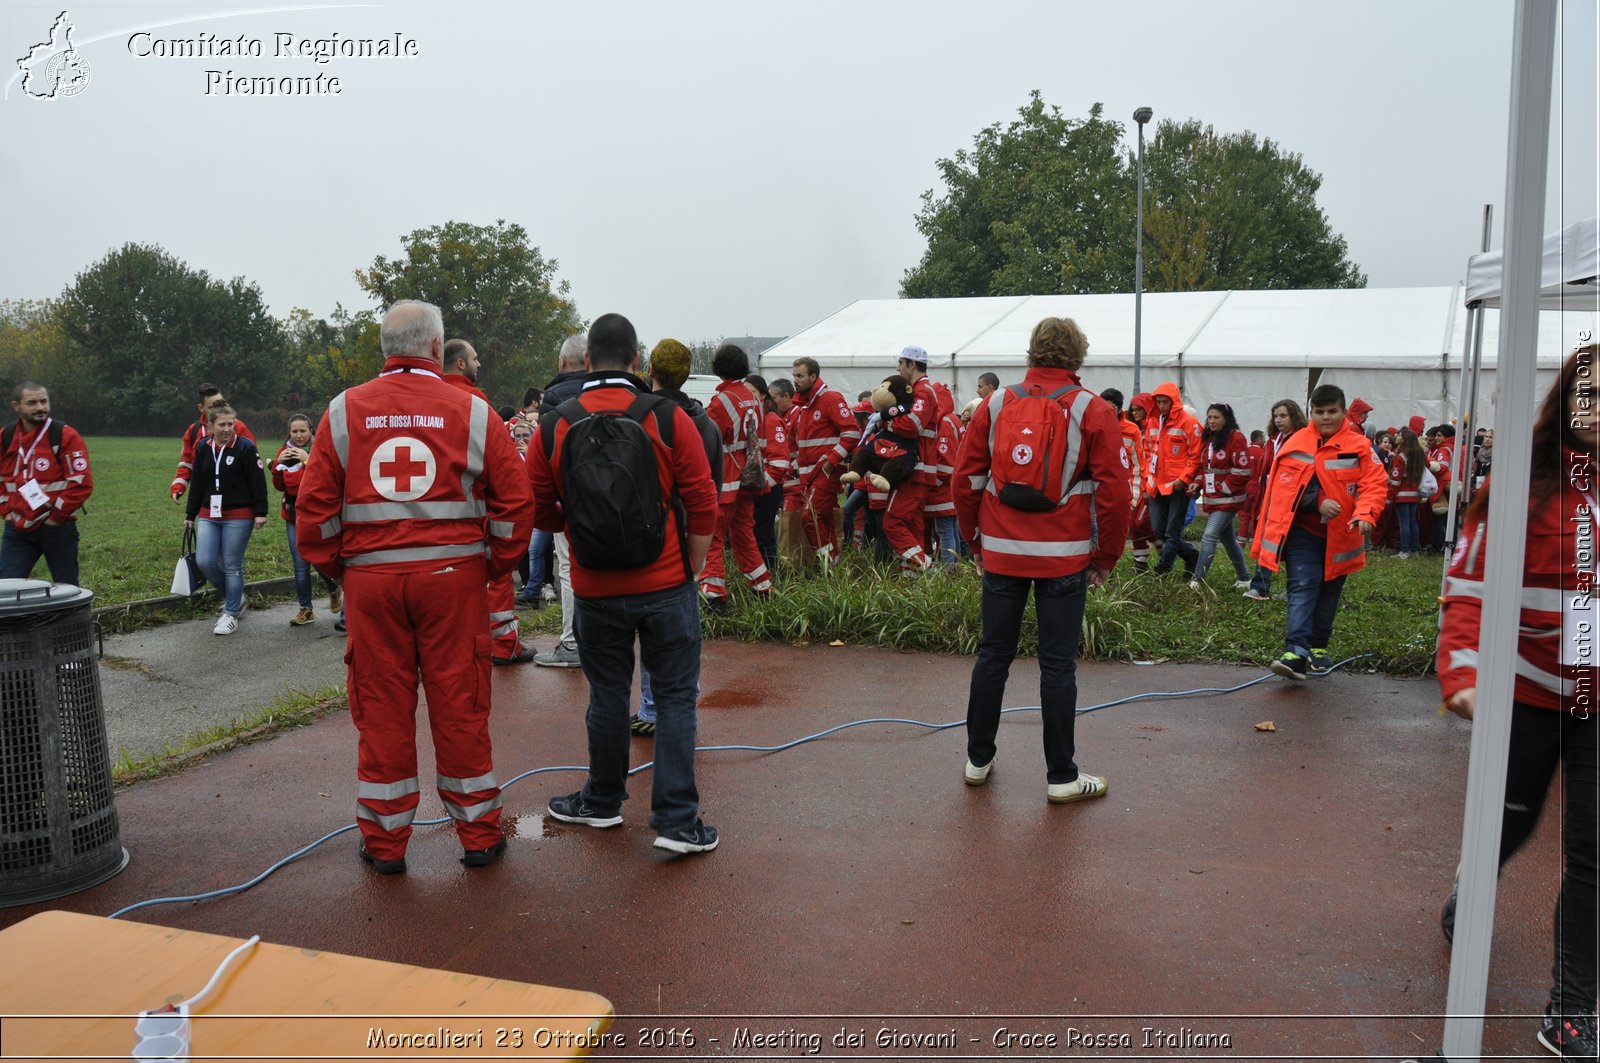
[[17, 11, 91, 100]]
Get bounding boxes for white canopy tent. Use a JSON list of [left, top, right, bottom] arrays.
[[760, 285, 1593, 430], [1465, 214, 1598, 308]]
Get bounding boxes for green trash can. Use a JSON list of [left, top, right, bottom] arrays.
[[0, 578, 126, 906]]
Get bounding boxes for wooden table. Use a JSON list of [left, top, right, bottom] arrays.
[[0, 910, 615, 1060]]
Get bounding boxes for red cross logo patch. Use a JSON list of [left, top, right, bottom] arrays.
[[370, 436, 437, 502]]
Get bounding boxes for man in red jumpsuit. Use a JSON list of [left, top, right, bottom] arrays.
[[882, 345, 939, 573], [789, 356, 860, 566], [171, 383, 255, 503], [296, 301, 533, 874], [442, 337, 534, 664], [699, 344, 772, 611]]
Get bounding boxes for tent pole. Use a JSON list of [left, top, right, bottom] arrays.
[[1438, 1, 1557, 1060], [1458, 206, 1494, 512]]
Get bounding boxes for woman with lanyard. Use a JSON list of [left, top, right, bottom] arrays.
[[1436, 343, 1598, 1059], [185, 403, 268, 635]]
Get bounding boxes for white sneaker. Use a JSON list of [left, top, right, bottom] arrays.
[[1232, 579, 1253, 589], [213, 613, 239, 636], [964, 756, 995, 786], [1187, 580, 1202, 591], [540, 584, 557, 603], [1047, 772, 1107, 804]]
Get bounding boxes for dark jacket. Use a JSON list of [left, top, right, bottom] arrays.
[[186, 436, 268, 520], [539, 370, 587, 419], [658, 388, 722, 490]]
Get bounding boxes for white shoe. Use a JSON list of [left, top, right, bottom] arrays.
[[1047, 772, 1107, 804], [213, 613, 239, 636], [964, 756, 995, 786], [540, 584, 557, 603], [1232, 579, 1252, 589], [1187, 580, 1201, 591]]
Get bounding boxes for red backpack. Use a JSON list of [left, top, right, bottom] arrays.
[[988, 383, 1086, 511]]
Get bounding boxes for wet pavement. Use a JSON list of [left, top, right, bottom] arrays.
[[1, 640, 1564, 1061]]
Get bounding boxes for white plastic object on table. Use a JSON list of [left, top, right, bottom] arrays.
[[132, 935, 259, 1062]]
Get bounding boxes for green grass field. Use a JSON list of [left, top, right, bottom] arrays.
[[76, 436, 297, 606], [65, 437, 1446, 675]]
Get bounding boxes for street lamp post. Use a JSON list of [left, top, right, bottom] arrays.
[[1132, 106, 1153, 395]]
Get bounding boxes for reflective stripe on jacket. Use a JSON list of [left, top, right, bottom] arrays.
[[1250, 420, 1389, 579]]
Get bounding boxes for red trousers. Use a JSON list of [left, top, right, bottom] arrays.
[[884, 481, 931, 570], [488, 570, 520, 657], [1130, 498, 1157, 565], [800, 473, 842, 560], [700, 492, 772, 598], [345, 559, 501, 860]]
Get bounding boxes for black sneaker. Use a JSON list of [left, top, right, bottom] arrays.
[[1307, 648, 1333, 674], [653, 820, 719, 854], [629, 714, 656, 737], [547, 791, 622, 828], [358, 844, 406, 875], [460, 837, 507, 868], [703, 596, 732, 617], [1270, 652, 1309, 680], [1538, 1003, 1597, 1058]]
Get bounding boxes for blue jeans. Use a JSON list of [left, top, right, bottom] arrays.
[[1282, 525, 1346, 657], [637, 666, 702, 724], [573, 582, 703, 833], [933, 515, 960, 567], [1147, 492, 1198, 574], [841, 488, 868, 546], [194, 518, 254, 616], [1247, 559, 1276, 596], [522, 529, 553, 599], [285, 521, 335, 608], [966, 569, 1088, 783], [0, 521, 80, 585], [1397, 502, 1420, 552], [1196, 509, 1249, 582]]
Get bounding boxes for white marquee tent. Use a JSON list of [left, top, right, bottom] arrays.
[[760, 283, 1594, 429]]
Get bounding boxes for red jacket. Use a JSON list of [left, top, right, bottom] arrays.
[[1427, 440, 1455, 502], [954, 366, 1129, 577], [1437, 450, 1593, 712], [1251, 419, 1389, 579], [172, 417, 254, 498], [1198, 429, 1251, 512], [294, 357, 531, 584], [1, 420, 92, 530], [1387, 450, 1424, 503], [924, 384, 963, 516], [1243, 441, 1265, 505], [792, 378, 860, 484], [706, 380, 761, 503], [779, 405, 802, 493], [761, 409, 789, 488], [1117, 416, 1144, 509], [1142, 382, 1202, 496], [271, 441, 309, 522], [886, 374, 940, 487], [527, 373, 718, 599]]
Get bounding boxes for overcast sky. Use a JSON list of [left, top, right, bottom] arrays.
[[4, 0, 1596, 355]]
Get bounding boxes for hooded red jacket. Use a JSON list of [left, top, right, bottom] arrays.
[[1142, 382, 1202, 496]]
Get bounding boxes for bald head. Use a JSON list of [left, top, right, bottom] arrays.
[[442, 338, 479, 381], [381, 300, 444, 364], [558, 333, 586, 372]]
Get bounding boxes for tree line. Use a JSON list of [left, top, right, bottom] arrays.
[[0, 219, 585, 435], [2, 96, 1366, 433]]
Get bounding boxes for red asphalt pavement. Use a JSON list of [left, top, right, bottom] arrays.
[[1, 642, 1563, 1061]]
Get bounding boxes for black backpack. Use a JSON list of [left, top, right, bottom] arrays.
[[544, 391, 678, 571], [2, 419, 65, 466]]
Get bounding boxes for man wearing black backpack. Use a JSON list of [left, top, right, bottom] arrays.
[[953, 317, 1129, 806], [527, 313, 721, 854], [1, 382, 93, 585]]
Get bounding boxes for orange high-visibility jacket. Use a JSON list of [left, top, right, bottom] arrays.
[[1251, 420, 1389, 579]]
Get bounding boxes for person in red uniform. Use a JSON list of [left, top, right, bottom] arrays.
[[769, 377, 807, 567], [1187, 403, 1253, 589], [882, 345, 939, 573], [171, 383, 254, 503], [924, 380, 963, 566], [699, 344, 771, 611], [789, 356, 860, 566], [295, 301, 533, 874], [1126, 392, 1159, 570], [0, 382, 93, 585], [442, 337, 534, 664], [955, 317, 1129, 803], [1099, 388, 1146, 569], [748, 373, 787, 574], [1144, 380, 1202, 576], [1436, 344, 1597, 1059], [528, 313, 721, 854], [1252, 384, 1388, 679], [1242, 399, 1307, 600]]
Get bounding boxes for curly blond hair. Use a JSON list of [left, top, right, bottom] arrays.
[[1027, 317, 1088, 371]]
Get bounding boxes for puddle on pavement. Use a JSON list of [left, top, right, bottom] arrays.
[[507, 812, 551, 838]]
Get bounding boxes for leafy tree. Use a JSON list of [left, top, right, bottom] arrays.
[[53, 243, 286, 434], [0, 299, 92, 426], [282, 303, 381, 409], [901, 94, 1365, 298], [354, 220, 583, 403], [1141, 119, 1367, 291]]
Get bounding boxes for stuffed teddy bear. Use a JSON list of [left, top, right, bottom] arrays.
[[840, 376, 919, 492]]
